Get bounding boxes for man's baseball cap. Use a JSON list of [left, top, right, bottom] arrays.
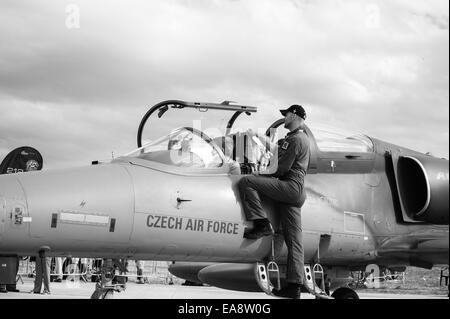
[[280, 104, 306, 120]]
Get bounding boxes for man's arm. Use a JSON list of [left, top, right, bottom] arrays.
[[263, 141, 298, 177]]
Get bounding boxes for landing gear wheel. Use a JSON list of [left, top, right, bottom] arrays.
[[331, 287, 359, 299]]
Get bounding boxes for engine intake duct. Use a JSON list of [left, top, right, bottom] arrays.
[[397, 155, 448, 224]]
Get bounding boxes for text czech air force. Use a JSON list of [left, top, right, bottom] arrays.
[[147, 214, 239, 235]]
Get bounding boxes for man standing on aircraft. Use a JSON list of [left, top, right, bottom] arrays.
[[239, 104, 310, 299]]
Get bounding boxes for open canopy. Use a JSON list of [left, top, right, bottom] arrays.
[[137, 100, 257, 148]]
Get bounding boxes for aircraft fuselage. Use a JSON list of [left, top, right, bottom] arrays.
[[0, 141, 447, 270]]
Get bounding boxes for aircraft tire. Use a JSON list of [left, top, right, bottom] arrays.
[[331, 287, 359, 299]]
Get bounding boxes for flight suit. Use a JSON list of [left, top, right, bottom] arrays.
[[239, 127, 310, 284], [277, 202, 305, 285]]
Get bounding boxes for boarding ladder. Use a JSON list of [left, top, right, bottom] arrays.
[[254, 236, 332, 299], [255, 237, 281, 294], [304, 264, 326, 293]]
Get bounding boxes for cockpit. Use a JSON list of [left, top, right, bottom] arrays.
[[120, 100, 376, 175], [126, 127, 224, 169]]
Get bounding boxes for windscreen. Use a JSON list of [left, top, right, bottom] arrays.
[[309, 125, 374, 153], [263, 120, 374, 154]]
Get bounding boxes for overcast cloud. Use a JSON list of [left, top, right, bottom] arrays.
[[0, 0, 448, 169]]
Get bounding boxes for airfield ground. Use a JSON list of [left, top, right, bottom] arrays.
[[1, 261, 447, 299], [0, 277, 447, 299]]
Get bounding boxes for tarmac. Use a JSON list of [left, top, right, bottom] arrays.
[[0, 277, 447, 299]]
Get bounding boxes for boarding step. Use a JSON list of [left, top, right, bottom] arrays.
[[254, 262, 272, 294], [304, 264, 333, 299], [254, 235, 282, 294]]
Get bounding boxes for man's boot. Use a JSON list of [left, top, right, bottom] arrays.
[[272, 283, 301, 299], [244, 219, 274, 239]]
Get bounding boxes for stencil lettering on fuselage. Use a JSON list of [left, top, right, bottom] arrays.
[[146, 214, 239, 235]]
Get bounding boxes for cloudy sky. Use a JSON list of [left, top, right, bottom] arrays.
[[0, 0, 448, 169]]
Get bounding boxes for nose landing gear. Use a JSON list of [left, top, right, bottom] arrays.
[[90, 259, 127, 299]]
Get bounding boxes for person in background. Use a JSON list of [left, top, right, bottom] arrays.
[[135, 260, 145, 284], [31, 249, 51, 294], [53, 257, 63, 282], [4, 257, 20, 292]]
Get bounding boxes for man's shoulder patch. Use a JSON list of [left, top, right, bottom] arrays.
[[281, 141, 290, 150]]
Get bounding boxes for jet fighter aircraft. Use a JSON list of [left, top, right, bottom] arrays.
[[0, 100, 448, 299]]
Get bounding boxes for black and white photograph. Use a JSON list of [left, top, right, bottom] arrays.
[[0, 0, 448, 307]]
